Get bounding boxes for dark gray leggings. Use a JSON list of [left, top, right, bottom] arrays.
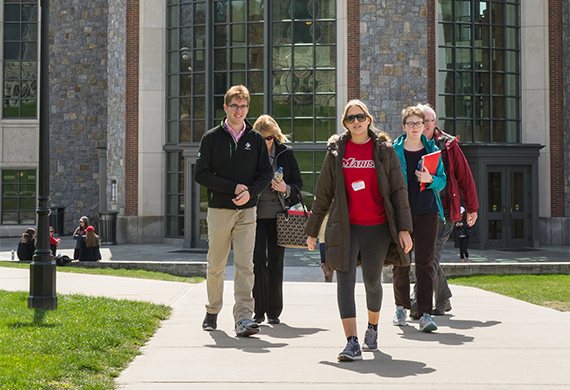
[[337, 223, 392, 319]]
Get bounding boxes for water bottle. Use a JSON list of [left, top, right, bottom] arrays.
[[274, 167, 284, 182]]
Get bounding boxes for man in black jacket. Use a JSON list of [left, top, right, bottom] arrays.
[[195, 85, 273, 337]]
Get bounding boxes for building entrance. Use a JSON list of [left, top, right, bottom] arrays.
[[486, 165, 532, 249]]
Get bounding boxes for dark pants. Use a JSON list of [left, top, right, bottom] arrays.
[[459, 236, 470, 260], [393, 213, 439, 316], [337, 223, 391, 319], [413, 214, 453, 304], [253, 218, 285, 320]]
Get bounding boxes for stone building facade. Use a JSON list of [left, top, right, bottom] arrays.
[[562, 1, 570, 217], [360, 0, 429, 139], [48, 0, 109, 232], [0, 0, 568, 248]]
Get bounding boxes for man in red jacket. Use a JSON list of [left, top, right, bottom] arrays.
[[414, 104, 479, 316]]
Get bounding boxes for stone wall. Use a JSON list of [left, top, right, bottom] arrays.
[[562, 1, 570, 218], [107, 0, 127, 215], [49, 0, 108, 234], [359, 0, 428, 140]]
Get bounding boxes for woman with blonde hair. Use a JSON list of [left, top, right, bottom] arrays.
[[251, 114, 303, 325], [305, 99, 413, 361]]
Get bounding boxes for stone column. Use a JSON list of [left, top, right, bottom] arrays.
[[97, 143, 107, 213]]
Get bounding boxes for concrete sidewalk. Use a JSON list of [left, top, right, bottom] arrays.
[[1, 236, 569, 280], [1, 267, 569, 389], [1, 236, 569, 265]]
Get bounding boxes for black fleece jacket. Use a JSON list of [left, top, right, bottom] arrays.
[[195, 118, 273, 209]]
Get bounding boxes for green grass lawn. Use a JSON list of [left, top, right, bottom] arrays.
[[449, 274, 570, 311], [0, 260, 204, 284], [1, 264, 567, 388], [0, 290, 171, 390]]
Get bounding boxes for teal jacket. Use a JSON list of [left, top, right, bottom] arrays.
[[393, 133, 446, 221]]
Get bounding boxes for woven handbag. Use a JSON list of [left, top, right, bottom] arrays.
[[276, 198, 310, 249]]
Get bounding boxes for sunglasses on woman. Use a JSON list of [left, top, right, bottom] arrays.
[[264, 135, 274, 141], [345, 114, 367, 124]]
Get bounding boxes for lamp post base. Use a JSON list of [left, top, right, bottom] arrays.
[[28, 260, 58, 311]]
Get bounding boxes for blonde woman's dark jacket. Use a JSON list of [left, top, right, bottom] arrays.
[[304, 130, 413, 272]]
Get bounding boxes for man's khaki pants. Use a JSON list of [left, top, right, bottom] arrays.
[[205, 207, 257, 323]]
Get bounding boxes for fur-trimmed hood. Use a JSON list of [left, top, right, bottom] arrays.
[[326, 129, 392, 155]]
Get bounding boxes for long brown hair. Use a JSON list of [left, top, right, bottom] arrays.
[[85, 230, 100, 248], [20, 227, 35, 243]]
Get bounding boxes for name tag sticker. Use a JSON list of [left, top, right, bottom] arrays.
[[352, 180, 365, 191]]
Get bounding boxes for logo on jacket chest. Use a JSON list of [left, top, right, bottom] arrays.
[[244, 142, 251, 150], [342, 157, 374, 168]]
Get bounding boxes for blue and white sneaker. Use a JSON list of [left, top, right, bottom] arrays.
[[235, 319, 260, 337], [419, 314, 438, 332], [392, 306, 407, 326]]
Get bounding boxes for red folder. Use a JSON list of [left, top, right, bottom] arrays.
[[419, 150, 441, 191]]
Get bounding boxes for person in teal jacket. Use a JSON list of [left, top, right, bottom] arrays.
[[391, 105, 446, 333]]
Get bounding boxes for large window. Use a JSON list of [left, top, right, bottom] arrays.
[[438, 0, 520, 143], [166, 0, 336, 237], [2, 169, 36, 224], [2, 0, 38, 118], [270, 1, 336, 142], [165, 152, 185, 237]]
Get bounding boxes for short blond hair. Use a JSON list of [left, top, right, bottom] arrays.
[[224, 85, 250, 105], [401, 106, 425, 125], [253, 115, 289, 144]]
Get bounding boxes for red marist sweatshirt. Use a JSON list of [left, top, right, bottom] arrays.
[[342, 138, 387, 225]]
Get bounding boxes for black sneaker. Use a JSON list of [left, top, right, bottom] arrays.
[[202, 312, 217, 331], [409, 299, 420, 320], [338, 338, 362, 361], [362, 327, 378, 352], [433, 299, 452, 315]]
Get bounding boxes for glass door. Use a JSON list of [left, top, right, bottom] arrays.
[[506, 167, 529, 247], [486, 165, 531, 248], [191, 165, 209, 248], [487, 167, 505, 248]]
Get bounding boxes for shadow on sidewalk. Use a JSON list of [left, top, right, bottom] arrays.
[[258, 322, 328, 339], [205, 330, 288, 353], [437, 316, 502, 331], [397, 325, 475, 346], [320, 350, 436, 378]]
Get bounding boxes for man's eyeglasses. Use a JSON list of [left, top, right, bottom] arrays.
[[264, 135, 274, 141], [345, 114, 367, 124], [227, 104, 249, 111], [424, 119, 435, 124], [405, 121, 425, 128]]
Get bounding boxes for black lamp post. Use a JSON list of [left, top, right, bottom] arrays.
[[29, 0, 57, 312]]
